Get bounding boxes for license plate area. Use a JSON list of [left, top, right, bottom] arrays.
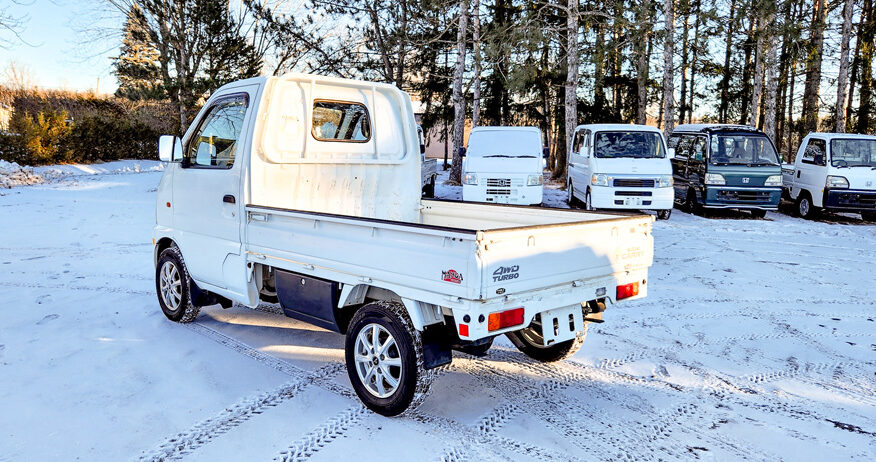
[[623, 197, 643, 206], [538, 305, 585, 346]]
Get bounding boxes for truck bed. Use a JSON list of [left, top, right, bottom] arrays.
[[245, 200, 653, 307]]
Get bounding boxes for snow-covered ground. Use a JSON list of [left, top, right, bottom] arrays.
[[1, 164, 874, 461]]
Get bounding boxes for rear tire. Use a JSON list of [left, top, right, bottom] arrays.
[[797, 193, 819, 219], [345, 301, 434, 416], [155, 246, 201, 323], [506, 316, 588, 362]]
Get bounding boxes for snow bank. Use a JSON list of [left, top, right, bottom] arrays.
[[0, 159, 165, 189]]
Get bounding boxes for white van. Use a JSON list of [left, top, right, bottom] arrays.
[[461, 126, 545, 205], [567, 124, 673, 219]]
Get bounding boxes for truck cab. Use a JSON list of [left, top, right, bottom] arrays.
[[783, 133, 876, 221], [461, 126, 545, 205], [567, 124, 673, 220], [668, 124, 783, 218]]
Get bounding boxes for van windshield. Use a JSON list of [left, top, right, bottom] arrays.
[[709, 134, 779, 166], [466, 129, 542, 158], [594, 131, 665, 158], [830, 139, 876, 168]]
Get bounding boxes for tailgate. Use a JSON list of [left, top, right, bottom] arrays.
[[477, 214, 654, 299]]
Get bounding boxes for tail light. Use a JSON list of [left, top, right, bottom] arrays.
[[616, 282, 639, 300], [487, 307, 525, 331]]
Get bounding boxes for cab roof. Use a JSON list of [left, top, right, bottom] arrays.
[[805, 132, 876, 141], [470, 126, 542, 133], [672, 123, 765, 135], [575, 123, 662, 133]]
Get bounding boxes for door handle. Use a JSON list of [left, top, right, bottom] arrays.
[[223, 194, 236, 204]]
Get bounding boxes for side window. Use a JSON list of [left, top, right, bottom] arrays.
[[675, 135, 692, 161], [667, 135, 681, 150], [572, 130, 585, 153], [801, 139, 826, 166], [311, 100, 371, 142], [692, 136, 706, 162], [186, 95, 248, 168]]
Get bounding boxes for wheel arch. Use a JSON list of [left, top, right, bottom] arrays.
[[337, 284, 443, 333], [154, 237, 176, 267]]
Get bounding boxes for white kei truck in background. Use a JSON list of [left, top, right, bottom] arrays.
[[567, 124, 674, 219], [152, 74, 655, 416], [461, 126, 546, 205], [782, 132, 876, 221]]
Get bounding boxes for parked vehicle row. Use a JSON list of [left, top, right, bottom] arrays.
[[152, 74, 655, 416]]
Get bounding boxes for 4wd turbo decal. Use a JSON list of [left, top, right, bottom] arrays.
[[492, 265, 520, 282], [442, 269, 463, 284]]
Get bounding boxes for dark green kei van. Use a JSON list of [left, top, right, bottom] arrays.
[[667, 124, 783, 218]]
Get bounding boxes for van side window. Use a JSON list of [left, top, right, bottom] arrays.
[[692, 136, 706, 162], [674, 136, 691, 160], [667, 135, 681, 150], [186, 95, 248, 169], [801, 139, 826, 166], [572, 130, 585, 153], [312, 100, 371, 142]]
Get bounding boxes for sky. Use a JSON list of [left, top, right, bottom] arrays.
[[2, 0, 120, 93]]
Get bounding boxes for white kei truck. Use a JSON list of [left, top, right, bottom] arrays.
[[461, 126, 546, 205], [782, 132, 876, 221], [567, 124, 674, 219], [152, 73, 655, 416]]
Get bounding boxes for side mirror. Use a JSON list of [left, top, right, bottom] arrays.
[[458, 146, 466, 158], [159, 135, 183, 162], [667, 147, 675, 159], [543, 147, 550, 158]]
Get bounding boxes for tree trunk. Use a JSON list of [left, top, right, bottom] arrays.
[[594, 11, 606, 110], [449, 0, 469, 184], [802, 0, 827, 133], [750, 8, 765, 129], [739, 13, 756, 125], [662, 0, 675, 136], [763, 5, 778, 142], [611, 3, 623, 111], [636, 4, 651, 125], [472, 0, 482, 128], [678, 0, 690, 124], [857, 0, 875, 133], [688, 0, 701, 123], [719, 0, 738, 123], [835, 0, 855, 133], [560, 0, 579, 180]]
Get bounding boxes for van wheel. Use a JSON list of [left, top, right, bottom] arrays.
[[797, 193, 819, 219], [862, 211, 876, 221], [423, 176, 436, 198], [155, 246, 201, 323], [567, 180, 579, 207], [686, 189, 703, 215], [585, 190, 595, 211], [345, 301, 434, 416], [656, 209, 672, 220], [750, 209, 767, 219], [506, 315, 587, 362]]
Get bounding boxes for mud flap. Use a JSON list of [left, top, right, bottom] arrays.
[[420, 324, 452, 370]]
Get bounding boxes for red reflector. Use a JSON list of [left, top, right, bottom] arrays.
[[616, 282, 639, 300], [487, 307, 525, 332], [458, 323, 469, 337]]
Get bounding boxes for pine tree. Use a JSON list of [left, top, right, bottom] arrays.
[[112, 4, 162, 101]]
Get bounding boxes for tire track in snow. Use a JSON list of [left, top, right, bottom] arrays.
[[137, 362, 345, 461], [274, 405, 368, 462]]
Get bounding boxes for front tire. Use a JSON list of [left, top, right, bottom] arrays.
[[797, 193, 818, 219], [506, 315, 588, 362], [584, 189, 595, 211], [155, 246, 201, 323], [750, 209, 767, 219], [656, 209, 672, 220], [862, 211, 876, 222], [345, 301, 434, 416]]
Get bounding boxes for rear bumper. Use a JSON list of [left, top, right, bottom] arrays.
[[591, 186, 673, 210], [463, 183, 543, 205], [703, 186, 781, 210], [822, 188, 876, 211], [451, 269, 648, 342]]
